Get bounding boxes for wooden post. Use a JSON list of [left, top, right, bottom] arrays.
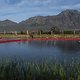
[[4, 30, 6, 35], [40, 31, 41, 37], [62, 30, 64, 34], [26, 30, 29, 38], [15, 31, 17, 35], [27, 30, 29, 35], [74, 30, 75, 35], [51, 31, 53, 35]]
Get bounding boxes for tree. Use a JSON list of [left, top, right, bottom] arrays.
[[50, 26, 60, 34], [20, 31, 24, 34]]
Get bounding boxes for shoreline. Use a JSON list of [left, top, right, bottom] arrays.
[[0, 37, 80, 43]]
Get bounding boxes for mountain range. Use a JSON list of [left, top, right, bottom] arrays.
[[0, 9, 80, 32]]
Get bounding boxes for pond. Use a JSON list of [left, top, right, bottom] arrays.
[[0, 40, 80, 63]]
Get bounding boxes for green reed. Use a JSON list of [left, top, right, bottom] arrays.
[[0, 59, 80, 80]]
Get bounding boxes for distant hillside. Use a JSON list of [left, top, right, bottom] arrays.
[[0, 19, 18, 32], [0, 9, 80, 32]]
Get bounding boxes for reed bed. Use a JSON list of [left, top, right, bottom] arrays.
[[0, 59, 80, 80]]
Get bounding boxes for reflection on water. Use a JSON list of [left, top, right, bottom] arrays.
[[28, 40, 80, 53], [0, 40, 80, 63]]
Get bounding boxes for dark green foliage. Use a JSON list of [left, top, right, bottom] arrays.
[[0, 60, 80, 80], [50, 27, 60, 34], [20, 31, 26, 34], [20, 31, 24, 34], [64, 31, 74, 34], [29, 34, 33, 38]]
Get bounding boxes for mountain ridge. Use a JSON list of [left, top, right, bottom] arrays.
[[0, 9, 80, 32]]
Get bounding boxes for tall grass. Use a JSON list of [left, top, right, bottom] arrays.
[[0, 59, 80, 80]]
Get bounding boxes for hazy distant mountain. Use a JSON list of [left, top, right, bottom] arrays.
[[0, 9, 80, 32], [0, 19, 18, 32]]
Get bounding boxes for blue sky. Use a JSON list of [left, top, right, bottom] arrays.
[[0, 0, 80, 22]]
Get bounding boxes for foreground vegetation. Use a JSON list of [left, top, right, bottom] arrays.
[[0, 59, 80, 80]]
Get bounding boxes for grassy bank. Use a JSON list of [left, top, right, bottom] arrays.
[[0, 59, 80, 80], [0, 34, 27, 38], [0, 34, 80, 38], [33, 34, 80, 38]]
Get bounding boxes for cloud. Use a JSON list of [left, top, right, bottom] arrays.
[[0, 0, 80, 22]]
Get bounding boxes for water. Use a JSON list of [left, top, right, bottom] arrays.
[[0, 40, 80, 63]]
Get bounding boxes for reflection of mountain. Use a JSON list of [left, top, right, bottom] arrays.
[[56, 41, 80, 53], [27, 41, 80, 53], [28, 41, 56, 48]]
